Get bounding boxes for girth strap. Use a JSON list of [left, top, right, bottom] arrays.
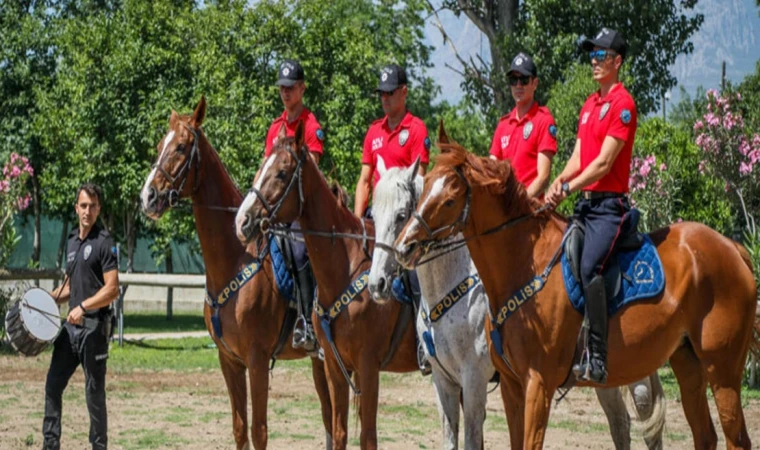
[[314, 270, 370, 395]]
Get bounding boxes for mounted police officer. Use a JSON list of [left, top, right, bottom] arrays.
[[265, 59, 324, 353], [490, 52, 557, 198], [43, 183, 120, 450], [354, 64, 432, 373], [354, 64, 430, 218], [546, 28, 637, 384]]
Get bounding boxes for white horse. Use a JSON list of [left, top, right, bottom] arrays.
[[367, 157, 666, 450]]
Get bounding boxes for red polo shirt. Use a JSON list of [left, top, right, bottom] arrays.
[[576, 83, 637, 193], [265, 107, 324, 157], [489, 102, 557, 188], [361, 111, 430, 188]]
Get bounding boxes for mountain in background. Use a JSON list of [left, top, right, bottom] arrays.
[[425, 0, 760, 108]]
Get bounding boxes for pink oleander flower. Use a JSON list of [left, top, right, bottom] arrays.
[[698, 160, 707, 175], [0, 180, 8, 193], [693, 120, 704, 131], [739, 138, 751, 156], [639, 164, 651, 177], [677, 218, 683, 223], [659, 163, 667, 171], [740, 162, 753, 175], [704, 113, 719, 127]]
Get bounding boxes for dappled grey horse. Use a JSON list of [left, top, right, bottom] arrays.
[[368, 157, 665, 450]]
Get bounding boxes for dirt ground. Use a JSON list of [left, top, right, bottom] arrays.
[[1, 354, 758, 449]]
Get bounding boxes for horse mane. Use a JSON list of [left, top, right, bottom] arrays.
[[435, 143, 553, 219]]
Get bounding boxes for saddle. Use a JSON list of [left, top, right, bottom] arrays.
[[563, 208, 644, 307]]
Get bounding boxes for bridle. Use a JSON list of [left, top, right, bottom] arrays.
[[152, 122, 202, 208], [249, 144, 306, 233], [411, 166, 472, 243]]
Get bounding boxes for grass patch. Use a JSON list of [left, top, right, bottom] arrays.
[[549, 419, 608, 434], [116, 429, 189, 450], [290, 433, 315, 440], [108, 337, 219, 372], [122, 312, 206, 334], [666, 431, 688, 441]]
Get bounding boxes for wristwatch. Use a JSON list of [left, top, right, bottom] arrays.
[[561, 182, 571, 196]]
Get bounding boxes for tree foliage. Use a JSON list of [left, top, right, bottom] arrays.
[[439, 0, 703, 117]]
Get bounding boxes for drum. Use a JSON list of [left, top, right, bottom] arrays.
[[4, 288, 62, 356]]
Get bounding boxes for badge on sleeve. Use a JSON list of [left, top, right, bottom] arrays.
[[621, 109, 632, 124], [399, 129, 409, 146], [523, 121, 533, 140], [599, 102, 610, 121], [111, 246, 118, 256], [316, 128, 325, 141], [549, 124, 558, 138], [424, 137, 431, 150]]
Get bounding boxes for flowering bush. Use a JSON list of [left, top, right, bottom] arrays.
[[694, 89, 760, 216], [1, 152, 34, 267], [628, 154, 680, 232]]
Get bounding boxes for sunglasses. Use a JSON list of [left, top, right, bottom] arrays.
[[378, 88, 399, 98], [589, 50, 617, 62], [508, 75, 532, 87]]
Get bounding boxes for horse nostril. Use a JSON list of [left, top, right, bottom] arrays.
[[377, 277, 386, 295], [147, 187, 157, 205], [241, 214, 252, 237]]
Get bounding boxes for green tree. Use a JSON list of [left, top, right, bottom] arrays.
[[437, 0, 703, 116]]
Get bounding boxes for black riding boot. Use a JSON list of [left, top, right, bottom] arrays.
[[574, 275, 608, 384], [402, 271, 431, 375], [293, 261, 318, 354]]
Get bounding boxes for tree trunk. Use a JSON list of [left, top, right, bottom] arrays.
[[31, 173, 41, 267], [54, 219, 69, 289], [165, 245, 173, 321]]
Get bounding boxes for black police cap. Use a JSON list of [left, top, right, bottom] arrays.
[[508, 52, 537, 77], [376, 64, 408, 92], [275, 59, 305, 87], [581, 28, 628, 59]]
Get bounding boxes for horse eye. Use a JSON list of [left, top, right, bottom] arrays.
[[176, 144, 186, 153], [444, 199, 455, 207], [395, 211, 407, 223], [276, 170, 287, 180]]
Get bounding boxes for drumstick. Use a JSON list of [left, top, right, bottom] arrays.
[[21, 301, 66, 323]]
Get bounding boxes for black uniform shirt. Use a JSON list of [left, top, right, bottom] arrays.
[[65, 225, 118, 315]]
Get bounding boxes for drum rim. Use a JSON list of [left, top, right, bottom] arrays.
[[8, 288, 63, 350], [4, 302, 50, 355]]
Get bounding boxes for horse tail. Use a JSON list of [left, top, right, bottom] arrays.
[[732, 240, 755, 277], [638, 372, 666, 448]]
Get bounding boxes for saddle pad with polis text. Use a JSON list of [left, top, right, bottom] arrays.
[[269, 238, 295, 302], [561, 234, 665, 316]]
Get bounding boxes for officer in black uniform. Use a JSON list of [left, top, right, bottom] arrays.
[[43, 183, 120, 450]]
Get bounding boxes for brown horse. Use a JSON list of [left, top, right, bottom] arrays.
[[140, 97, 333, 450], [235, 122, 419, 450], [394, 127, 757, 449]]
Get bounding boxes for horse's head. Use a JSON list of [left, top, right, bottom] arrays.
[[368, 156, 422, 303], [141, 96, 207, 220], [395, 122, 472, 269], [235, 121, 309, 244]]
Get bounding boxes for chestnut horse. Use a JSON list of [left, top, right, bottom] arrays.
[[140, 97, 332, 450], [395, 129, 757, 449], [235, 123, 419, 450]]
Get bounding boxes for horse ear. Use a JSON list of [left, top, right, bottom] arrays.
[[169, 110, 179, 128], [377, 156, 388, 177], [294, 120, 305, 153], [438, 119, 450, 147], [191, 95, 206, 128], [277, 123, 287, 141], [409, 156, 421, 183]]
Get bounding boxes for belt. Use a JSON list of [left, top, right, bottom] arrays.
[[581, 191, 625, 200]]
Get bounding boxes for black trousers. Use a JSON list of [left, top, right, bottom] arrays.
[[43, 319, 109, 450], [573, 196, 632, 286]]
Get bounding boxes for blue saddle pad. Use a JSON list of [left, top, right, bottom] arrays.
[[562, 235, 665, 316], [269, 239, 295, 302]]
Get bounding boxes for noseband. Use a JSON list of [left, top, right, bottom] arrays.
[[152, 122, 202, 208], [249, 145, 306, 231], [411, 167, 472, 243]]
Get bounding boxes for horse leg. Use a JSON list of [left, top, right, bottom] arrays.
[[669, 343, 718, 449], [432, 372, 461, 450], [461, 370, 488, 450], [219, 352, 250, 449], [701, 352, 752, 448], [594, 387, 631, 450], [627, 373, 665, 450], [522, 372, 552, 449], [356, 365, 380, 450], [248, 350, 270, 450], [500, 374, 524, 449], [325, 358, 350, 450], [311, 356, 334, 448]]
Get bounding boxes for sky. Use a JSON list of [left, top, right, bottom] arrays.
[[424, 0, 760, 110]]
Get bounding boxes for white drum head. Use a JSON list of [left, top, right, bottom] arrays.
[[20, 288, 61, 341]]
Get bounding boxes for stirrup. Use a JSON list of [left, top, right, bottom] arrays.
[[417, 342, 432, 376]]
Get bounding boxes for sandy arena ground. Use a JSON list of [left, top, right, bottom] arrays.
[[1, 353, 758, 449]]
